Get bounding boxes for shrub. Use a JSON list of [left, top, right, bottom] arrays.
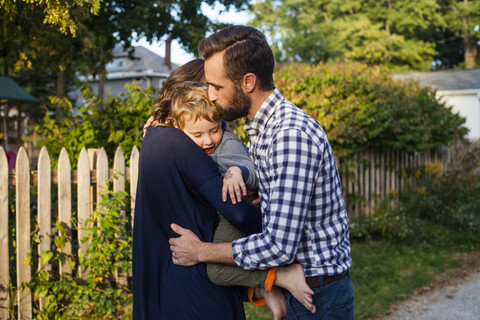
[[273, 61, 468, 161], [34, 82, 155, 168], [27, 191, 132, 319], [350, 142, 480, 240]]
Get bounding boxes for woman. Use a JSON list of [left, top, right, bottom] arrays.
[[132, 60, 269, 319]]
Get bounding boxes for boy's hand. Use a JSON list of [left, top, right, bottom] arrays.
[[222, 166, 247, 204], [143, 116, 155, 137]]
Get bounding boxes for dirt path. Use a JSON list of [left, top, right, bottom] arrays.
[[377, 252, 480, 320]]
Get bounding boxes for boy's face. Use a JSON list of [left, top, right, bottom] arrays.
[[182, 115, 223, 155]]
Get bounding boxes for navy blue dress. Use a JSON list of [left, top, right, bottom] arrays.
[[133, 126, 262, 320]]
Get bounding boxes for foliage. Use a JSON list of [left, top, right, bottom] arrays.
[[34, 82, 154, 167], [27, 191, 132, 319], [350, 142, 480, 241], [3, 0, 101, 36], [437, 0, 480, 69], [250, 0, 479, 70], [273, 61, 467, 161]]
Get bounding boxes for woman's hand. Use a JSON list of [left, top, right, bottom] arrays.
[[143, 116, 155, 137], [222, 166, 247, 204]]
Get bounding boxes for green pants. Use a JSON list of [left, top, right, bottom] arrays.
[[207, 214, 269, 288]]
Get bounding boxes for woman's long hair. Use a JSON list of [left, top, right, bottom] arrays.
[[152, 59, 205, 126]]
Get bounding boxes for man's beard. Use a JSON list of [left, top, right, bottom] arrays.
[[217, 84, 251, 122]]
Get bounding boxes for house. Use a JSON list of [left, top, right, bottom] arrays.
[[392, 69, 480, 140], [0, 77, 36, 152], [77, 39, 177, 101]]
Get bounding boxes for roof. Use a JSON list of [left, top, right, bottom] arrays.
[[392, 68, 480, 91], [0, 77, 36, 102], [109, 45, 177, 74]]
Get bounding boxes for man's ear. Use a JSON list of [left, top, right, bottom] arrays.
[[242, 73, 257, 93]]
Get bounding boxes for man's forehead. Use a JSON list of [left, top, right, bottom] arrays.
[[204, 52, 225, 78]]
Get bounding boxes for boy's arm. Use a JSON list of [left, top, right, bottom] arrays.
[[213, 132, 258, 189]]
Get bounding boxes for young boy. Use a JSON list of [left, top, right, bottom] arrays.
[[169, 82, 315, 312]]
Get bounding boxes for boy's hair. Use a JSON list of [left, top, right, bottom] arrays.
[[170, 82, 222, 130], [152, 59, 205, 126], [198, 25, 274, 91]]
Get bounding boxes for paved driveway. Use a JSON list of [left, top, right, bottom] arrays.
[[381, 271, 480, 320]]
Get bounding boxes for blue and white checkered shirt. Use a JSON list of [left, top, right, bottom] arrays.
[[231, 88, 352, 277]]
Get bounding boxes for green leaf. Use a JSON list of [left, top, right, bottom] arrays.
[[41, 251, 54, 265]]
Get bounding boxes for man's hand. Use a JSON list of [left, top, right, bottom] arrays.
[[222, 166, 247, 204], [169, 224, 236, 266], [169, 223, 202, 266], [143, 116, 155, 137]]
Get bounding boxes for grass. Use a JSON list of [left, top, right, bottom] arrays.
[[244, 221, 480, 320]]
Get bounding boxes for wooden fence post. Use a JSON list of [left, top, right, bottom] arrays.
[[0, 147, 9, 319], [16, 147, 32, 319], [77, 148, 90, 279], [58, 148, 72, 276], [113, 147, 127, 287], [129, 146, 139, 228], [96, 148, 109, 213], [37, 147, 51, 309]]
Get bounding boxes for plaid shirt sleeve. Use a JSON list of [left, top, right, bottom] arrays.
[[231, 127, 322, 270]]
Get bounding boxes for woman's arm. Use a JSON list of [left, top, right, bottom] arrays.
[[173, 130, 262, 235]]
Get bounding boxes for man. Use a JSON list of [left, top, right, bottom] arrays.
[[170, 25, 354, 319]]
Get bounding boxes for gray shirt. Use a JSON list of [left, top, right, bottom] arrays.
[[210, 122, 258, 190]]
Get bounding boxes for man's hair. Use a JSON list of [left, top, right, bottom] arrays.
[[170, 82, 222, 130], [152, 59, 205, 126], [198, 25, 274, 91]]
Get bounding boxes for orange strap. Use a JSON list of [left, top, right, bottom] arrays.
[[247, 288, 266, 306], [264, 266, 278, 292]]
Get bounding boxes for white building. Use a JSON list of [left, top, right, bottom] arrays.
[[393, 68, 480, 140], [76, 40, 177, 103]]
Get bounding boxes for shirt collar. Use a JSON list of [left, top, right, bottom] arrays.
[[244, 88, 283, 138]]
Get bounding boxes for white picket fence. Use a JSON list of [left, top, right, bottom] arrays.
[[0, 146, 139, 320]]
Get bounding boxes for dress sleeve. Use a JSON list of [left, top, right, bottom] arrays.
[[174, 130, 262, 235]]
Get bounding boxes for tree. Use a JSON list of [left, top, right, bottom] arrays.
[[440, 0, 480, 68], [251, 0, 440, 70], [250, 0, 479, 70], [1, 0, 249, 98]]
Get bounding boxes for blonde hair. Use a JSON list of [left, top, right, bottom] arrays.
[[152, 59, 205, 126], [170, 82, 222, 130]]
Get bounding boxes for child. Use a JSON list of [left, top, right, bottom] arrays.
[[169, 82, 315, 313]]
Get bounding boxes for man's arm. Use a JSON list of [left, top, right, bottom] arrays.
[[169, 223, 236, 266]]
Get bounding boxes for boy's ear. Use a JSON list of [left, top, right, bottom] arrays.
[[242, 73, 257, 93]]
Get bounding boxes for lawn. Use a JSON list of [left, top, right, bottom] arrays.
[[244, 222, 480, 319]]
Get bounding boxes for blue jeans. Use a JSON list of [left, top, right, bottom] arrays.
[[284, 272, 354, 320]]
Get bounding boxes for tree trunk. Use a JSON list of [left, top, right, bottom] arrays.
[[98, 68, 106, 98], [463, 0, 477, 69], [56, 70, 65, 98], [464, 36, 477, 69]]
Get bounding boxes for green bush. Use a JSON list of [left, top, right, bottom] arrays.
[[273, 61, 468, 160], [34, 82, 155, 167], [27, 191, 132, 319]]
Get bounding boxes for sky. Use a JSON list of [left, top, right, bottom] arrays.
[[132, 3, 251, 66]]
